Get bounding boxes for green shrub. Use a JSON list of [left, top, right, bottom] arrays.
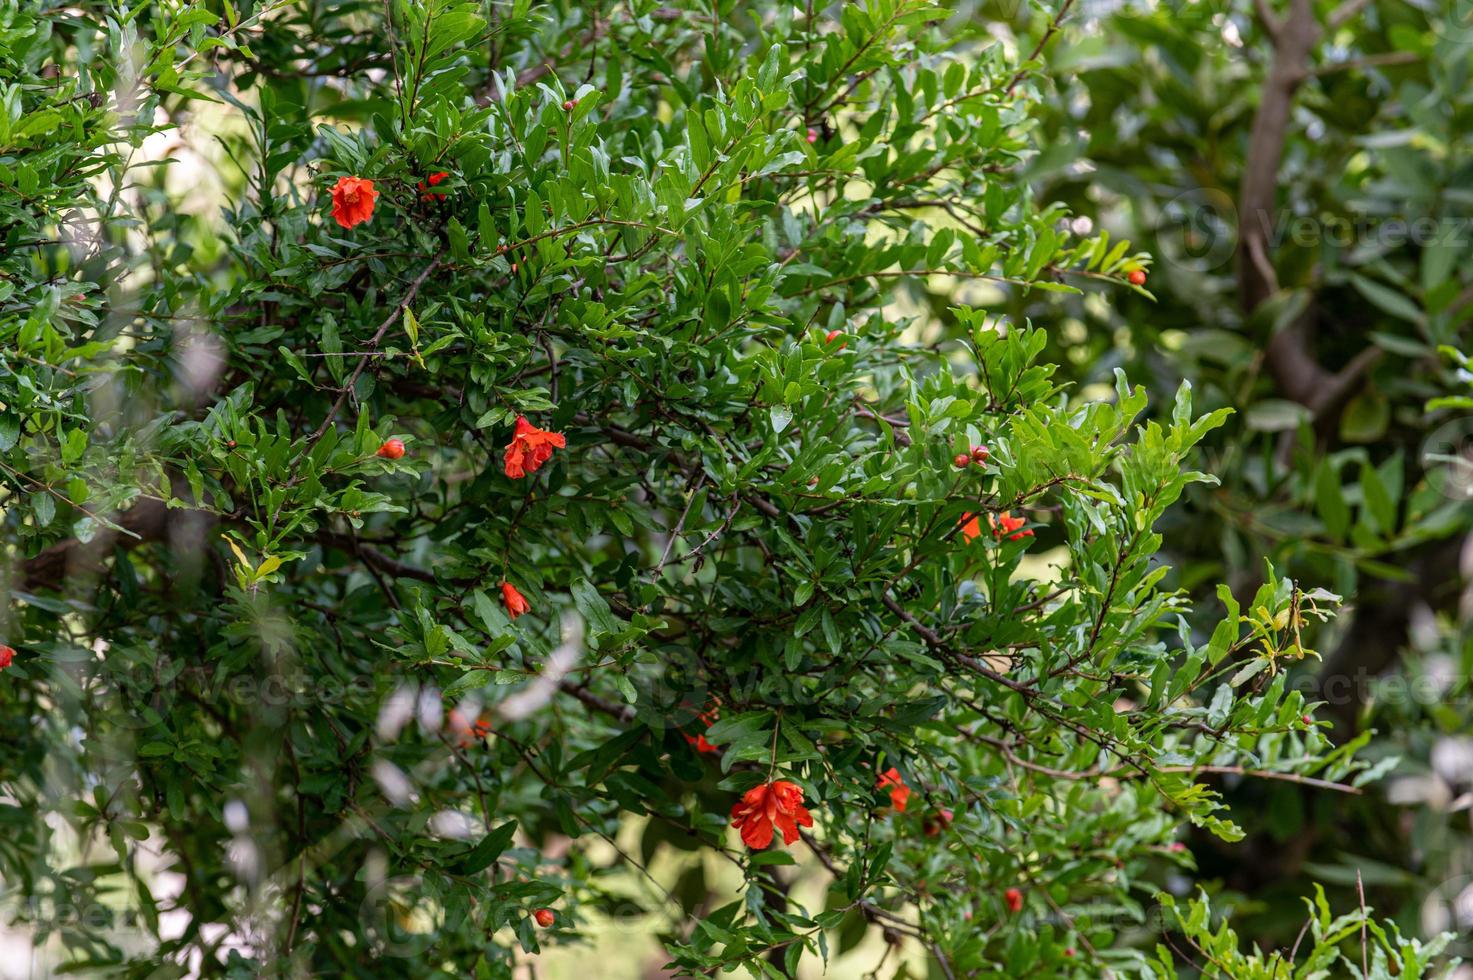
[[0, 0, 1441, 975]]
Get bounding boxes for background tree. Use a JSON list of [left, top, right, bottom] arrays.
[[987, 0, 1473, 961]]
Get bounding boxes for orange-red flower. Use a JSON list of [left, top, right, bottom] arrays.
[[686, 732, 718, 754], [876, 767, 911, 812], [730, 779, 813, 849], [330, 176, 377, 229], [990, 512, 1033, 541], [1004, 887, 1024, 913], [0, 645, 13, 669], [959, 513, 982, 542], [503, 416, 566, 479], [683, 702, 721, 755], [501, 581, 531, 619], [418, 171, 450, 201]]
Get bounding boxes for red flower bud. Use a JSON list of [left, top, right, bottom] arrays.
[[377, 438, 406, 460], [953, 454, 971, 469], [1064, 948, 1076, 958], [533, 908, 554, 928], [1004, 887, 1023, 913], [1128, 269, 1147, 286], [501, 582, 532, 620], [562, 99, 577, 111], [825, 329, 843, 343], [226, 440, 237, 449], [970, 445, 989, 464], [417, 171, 451, 201], [806, 127, 818, 144]]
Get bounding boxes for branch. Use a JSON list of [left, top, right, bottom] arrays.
[[558, 679, 636, 722], [304, 256, 441, 446], [1328, 0, 1375, 29], [1253, 0, 1283, 41], [19, 499, 216, 592], [879, 592, 1038, 699], [316, 531, 439, 583], [1004, 0, 1078, 96], [1303, 49, 1418, 77]]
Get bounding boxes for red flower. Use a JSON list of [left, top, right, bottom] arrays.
[[377, 438, 405, 460], [533, 908, 555, 928], [959, 513, 982, 542], [730, 779, 813, 849], [683, 703, 721, 755], [990, 512, 1033, 541], [923, 808, 953, 836], [1004, 887, 1023, 913], [418, 171, 450, 201], [503, 416, 566, 479], [686, 732, 718, 754], [330, 176, 377, 229], [501, 582, 531, 620], [876, 767, 910, 812], [0, 645, 13, 670]]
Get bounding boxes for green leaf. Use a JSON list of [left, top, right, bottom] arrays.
[[457, 820, 517, 874], [570, 578, 620, 637]]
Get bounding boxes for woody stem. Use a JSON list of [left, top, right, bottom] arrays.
[[767, 713, 782, 779]]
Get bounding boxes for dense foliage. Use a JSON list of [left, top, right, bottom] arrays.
[[1, 0, 1466, 977]]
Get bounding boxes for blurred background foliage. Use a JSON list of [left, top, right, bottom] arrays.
[[999, 0, 1473, 960]]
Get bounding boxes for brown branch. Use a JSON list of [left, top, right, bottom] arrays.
[[1238, 0, 1384, 425], [557, 680, 635, 722], [304, 256, 442, 446], [1004, 0, 1078, 96], [316, 531, 439, 584], [19, 498, 217, 592]]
